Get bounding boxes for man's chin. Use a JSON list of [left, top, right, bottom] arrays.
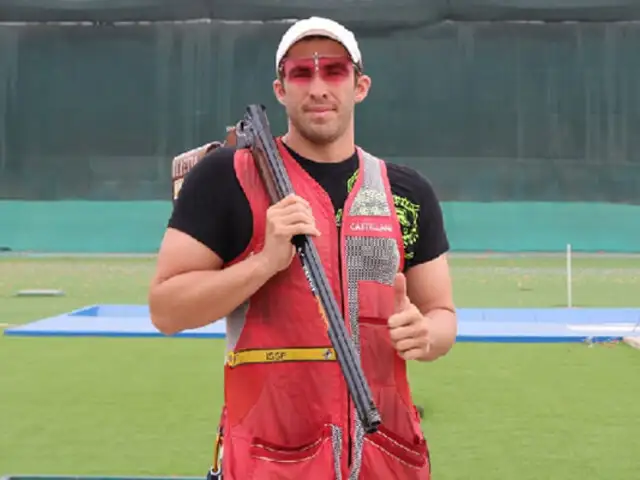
[[291, 118, 343, 144], [306, 129, 341, 145]]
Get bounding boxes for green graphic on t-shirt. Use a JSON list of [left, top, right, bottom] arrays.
[[336, 170, 420, 260]]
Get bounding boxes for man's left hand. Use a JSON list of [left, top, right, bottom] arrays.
[[388, 272, 431, 361]]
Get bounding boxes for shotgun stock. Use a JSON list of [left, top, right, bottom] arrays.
[[236, 104, 382, 434]]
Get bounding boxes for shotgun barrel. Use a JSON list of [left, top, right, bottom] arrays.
[[237, 104, 382, 434]]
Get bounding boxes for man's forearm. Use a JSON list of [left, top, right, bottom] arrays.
[[149, 253, 276, 335], [419, 308, 457, 362]]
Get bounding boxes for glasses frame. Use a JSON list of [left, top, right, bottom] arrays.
[[277, 52, 363, 82]]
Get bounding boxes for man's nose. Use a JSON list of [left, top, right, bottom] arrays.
[[308, 74, 329, 98]]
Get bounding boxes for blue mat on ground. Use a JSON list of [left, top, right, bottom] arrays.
[[4, 304, 640, 343]]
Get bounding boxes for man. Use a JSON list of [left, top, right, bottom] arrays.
[[149, 16, 456, 480]]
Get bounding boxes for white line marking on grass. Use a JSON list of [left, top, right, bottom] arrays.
[[566, 323, 636, 333]]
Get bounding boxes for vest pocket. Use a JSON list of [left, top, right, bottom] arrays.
[[360, 425, 431, 479], [357, 280, 395, 324], [248, 424, 341, 479]]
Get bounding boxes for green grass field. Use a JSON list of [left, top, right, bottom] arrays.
[[1, 255, 639, 479]]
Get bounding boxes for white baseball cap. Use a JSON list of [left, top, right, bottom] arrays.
[[275, 17, 362, 73]]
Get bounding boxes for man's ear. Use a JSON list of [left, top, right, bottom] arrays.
[[354, 74, 371, 104], [273, 79, 286, 106]]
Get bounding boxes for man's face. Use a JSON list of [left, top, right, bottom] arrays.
[[273, 37, 371, 146]]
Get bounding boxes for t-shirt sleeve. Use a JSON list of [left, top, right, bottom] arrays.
[[387, 163, 450, 269], [167, 146, 240, 262], [410, 173, 450, 267]]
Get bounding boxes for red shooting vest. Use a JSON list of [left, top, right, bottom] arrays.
[[220, 138, 430, 479]]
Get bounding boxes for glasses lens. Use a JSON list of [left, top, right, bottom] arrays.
[[282, 56, 353, 83]]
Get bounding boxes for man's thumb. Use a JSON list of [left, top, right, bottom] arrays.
[[393, 272, 409, 312]]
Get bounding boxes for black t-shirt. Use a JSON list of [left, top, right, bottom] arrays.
[[168, 143, 450, 271]]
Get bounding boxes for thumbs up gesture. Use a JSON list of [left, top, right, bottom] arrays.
[[388, 273, 431, 361]]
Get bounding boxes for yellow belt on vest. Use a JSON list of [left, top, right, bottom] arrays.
[[226, 347, 337, 367]]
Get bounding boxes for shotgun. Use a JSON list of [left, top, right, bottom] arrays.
[[236, 104, 382, 434]]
